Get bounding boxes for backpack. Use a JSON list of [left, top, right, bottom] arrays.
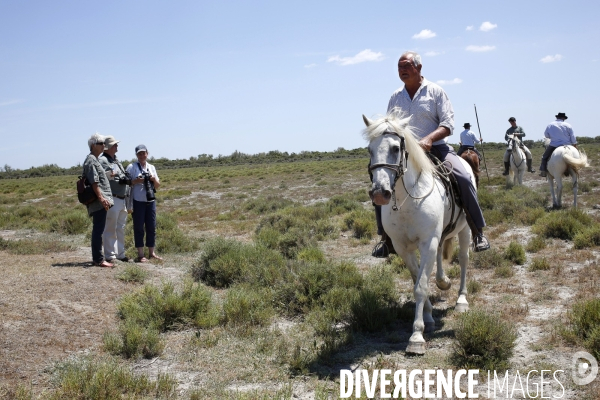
[[77, 175, 97, 205]]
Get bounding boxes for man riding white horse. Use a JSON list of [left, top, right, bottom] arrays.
[[539, 112, 578, 177], [502, 117, 535, 175], [372, 51, 490, 257], [457, 122, 482, 161]]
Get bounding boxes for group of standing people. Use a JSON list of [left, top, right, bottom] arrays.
[[82, 134, 162, 267]]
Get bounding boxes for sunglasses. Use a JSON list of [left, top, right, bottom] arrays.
[[96, 142, 105, 145]]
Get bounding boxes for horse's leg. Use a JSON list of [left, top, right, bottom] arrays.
[[571, 170, 578, 208], [455, 226, 470, 313], [556, 175, 563, 208], [548, 176, 557, 208], [402, 250, 435, 332], [406, 238, 438, 355], [436, 240, 451, 290]]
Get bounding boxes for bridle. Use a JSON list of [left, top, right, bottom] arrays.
[[368, 131, 434, 211], [510, 136, 525, 168]]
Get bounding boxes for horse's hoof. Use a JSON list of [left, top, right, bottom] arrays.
[[406, 341, 426, 355], [436, 277, 451, 291], [424, 321, 436, 333], [455, 303, 469, 313]]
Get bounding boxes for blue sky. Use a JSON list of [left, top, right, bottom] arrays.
[[1, 1, 598, 169]]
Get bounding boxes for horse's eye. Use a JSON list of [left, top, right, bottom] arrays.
[[392, 145, 400, 153]]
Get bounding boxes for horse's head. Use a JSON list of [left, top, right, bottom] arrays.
[[507, 134, 521, 152], [362, 113, 432, 206]]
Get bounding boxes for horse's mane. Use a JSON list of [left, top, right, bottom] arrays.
[[362, 114, 435, 176]]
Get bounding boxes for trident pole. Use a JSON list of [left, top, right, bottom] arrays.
[[474, 104, 490, 183]]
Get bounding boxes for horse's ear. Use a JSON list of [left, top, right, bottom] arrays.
[[362, 114, 374, 127], [397, 116, 411, 129]]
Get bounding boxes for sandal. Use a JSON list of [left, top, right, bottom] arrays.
[[93, 260, 114, 268], [135, 257, 149, 263], [149, 254, 163, 261]]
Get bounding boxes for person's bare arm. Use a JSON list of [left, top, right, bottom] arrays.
[[92, 183, 110, 210], [419, 126, 451, 152]]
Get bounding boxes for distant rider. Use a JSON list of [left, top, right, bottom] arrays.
[[539, 112, 577, 177], [502, 117, 535, 175], [457, 122, 482, 160]]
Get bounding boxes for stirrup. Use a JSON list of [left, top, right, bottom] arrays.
[[502, 170, 509, 176], [371, 240, 390, 258], [473, 234, 490, 253], [539, 171, 547, 177]]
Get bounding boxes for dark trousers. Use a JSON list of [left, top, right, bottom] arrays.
[[539, 145, 557, 172], [431, 144, 486, 231], [91, 208, 107, 263], [133, 200, 156, 248]]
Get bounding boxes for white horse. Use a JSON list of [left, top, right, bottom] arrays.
[[507, 134, 526, 187], [544, 138, 588, 208], [364, 114, 472, 355]]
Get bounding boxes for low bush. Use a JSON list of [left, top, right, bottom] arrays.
[[452, 309, 517, 370], [504, 241, 526, 265], [529, 257, 551, 272], [526, 235, 546, 253], [567, 298, 600, 359], [343, 208, 376, 239], [48, 356, 176, 399], [243, 196, 294, 214], [222, 285, 274, 333], [472, 249, 511, 269], [574, 225, 600, 249], [296, 246, 326, 263], [532, 208, 594, 240], [350, 266, 399, 332], [494, 264, 515, 278], [155, 213, 200, 254], [0, 237, 74, 255], [467, 280, 482, 294], [192, 237, 286, 288], [115, 264, 149, 283], [49, 209, 90, 234]]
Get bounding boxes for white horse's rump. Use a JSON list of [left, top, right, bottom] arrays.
[[363, 114, 472, 355], [544, 138, 589, 208], [507, 134, 526, 187]]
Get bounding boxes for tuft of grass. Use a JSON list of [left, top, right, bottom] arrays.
[[472, 248, 511, 269], [155, 213, 200, 254], [296, 246, 326, 263], [350, 266, 399, 333], [0, 237, 74, 255], [526, 235, 547, 253], [343, 208, 376, 239], [451, 309, 517, 370], [49, 209, 91, 234], [446, 265, 461, 279], [48, 356, 176, 399], [529, 257, 551, 272], [467, 280, 482, 294], [222, 285, 274, 334], [115, 264, 149, 283], [494, 264, 515, 278], [504, 241, 526, 265], [565, 298, 600, 359]]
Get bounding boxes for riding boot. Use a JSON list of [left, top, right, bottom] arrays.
[[527, 159, 535, 173], [502, 162, 510, 176], [465, 212, 490, 252]]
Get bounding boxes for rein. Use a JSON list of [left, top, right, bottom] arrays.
[[510, 138, 525, 169]]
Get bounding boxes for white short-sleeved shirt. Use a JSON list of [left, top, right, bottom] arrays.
[[387, 78, 454, 145], [544, 119, 577, 147], [126, 161, 159, 202]]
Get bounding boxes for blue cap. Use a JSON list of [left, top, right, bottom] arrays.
[[135, 144, 147, 153]]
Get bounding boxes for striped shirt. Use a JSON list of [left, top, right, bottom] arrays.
[[387, 78, 454, 145], [544, 119, 577, 147]]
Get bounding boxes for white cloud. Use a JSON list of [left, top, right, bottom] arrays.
[[412, 29, 436, 40], [327, 49, 385, 66], [466, 45, 496, 52], [480, 21, 497, 32], [466, 26, 474, 31], [304, 63, 317, 69], [424, 51, 442, 57], [436, 78, 463, 86], [0, 99, 24, 106], [540, 54, 563, 63]]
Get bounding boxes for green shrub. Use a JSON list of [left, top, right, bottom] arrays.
[[48, 356, 176, 399], [447, 265, 461, 279], [574, 225, 600, 249], [529, 257, 551, 272], [533, 208, 593, 240], [472, 249, 510, 269], [155, 213, 199, 254], [297, 246, 326, 263], [0, 237, 74, 255], [526, 235, 547, 253], [244, 196, 295, 214], [467, 280, 482, 294], [344, 208, 376, 239], [584, 326, 600, 360], [222, 285, 274, 331], [192, 237, 286, 288], [325, 194, 361, 215], [568, 298, 600, 344], [494, 264, 515, 278], [452, 309, 517, 370], [504, 241, 526, 265], [350, 266, 399, 333]]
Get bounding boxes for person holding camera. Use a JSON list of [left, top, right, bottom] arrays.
[[83, 133, 114, 268], [126, 144, 162, 262], [99, 136, 131, 262]]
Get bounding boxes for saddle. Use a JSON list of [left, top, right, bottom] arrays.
[[425, 152, 464, 243]]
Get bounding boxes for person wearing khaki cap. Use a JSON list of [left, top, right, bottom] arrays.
[[99, 136, 131, 262]]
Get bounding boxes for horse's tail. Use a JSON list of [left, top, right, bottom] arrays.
[[564, 149, 589, 173], [442, 237, 454, 261], [460, 151, 480, 188]]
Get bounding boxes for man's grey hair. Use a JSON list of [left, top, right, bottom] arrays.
[[401, 51, 422, 67], [88, 133, 104, 150]]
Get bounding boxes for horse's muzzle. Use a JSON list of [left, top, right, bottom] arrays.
[[369, 187, 392, 205]]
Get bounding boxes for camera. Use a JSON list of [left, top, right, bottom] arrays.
[[117, 172, 132, 186], [139, 171, 156, 201]]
